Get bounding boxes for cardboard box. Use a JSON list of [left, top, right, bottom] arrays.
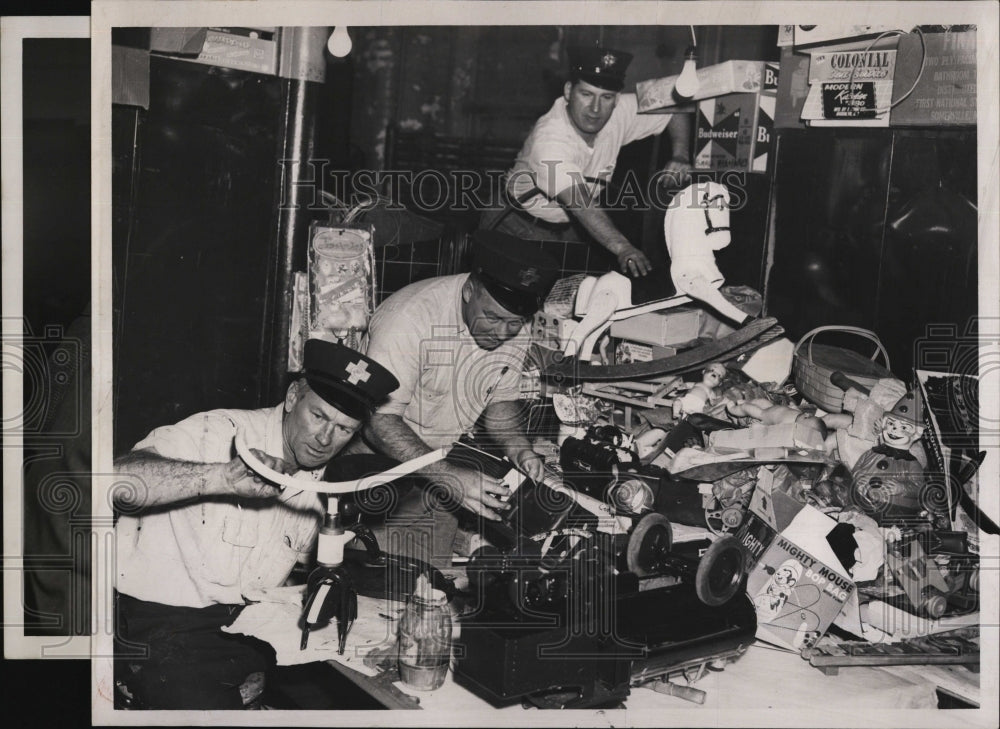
[[151, 27, 278, 76], [636, 60, 765, 113], [789, 25, 895, 51], [694, 62, 778, 173], [532, 311, 576, 350], [195, 28, 278, 75], [609, 307, 704, 347], [613, 339, 677, 365], [915, 368, 990, 541], [736, 468, 855, 651]]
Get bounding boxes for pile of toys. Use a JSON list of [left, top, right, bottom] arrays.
[[543, 344, 986, 655], [524, 180, 986, 666]]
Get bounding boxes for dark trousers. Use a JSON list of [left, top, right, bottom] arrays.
[[480, 202, 587, 243], [115, 592, 275, 709]]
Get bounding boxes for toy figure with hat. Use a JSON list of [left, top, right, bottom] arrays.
[[850, 390, 935, 523]]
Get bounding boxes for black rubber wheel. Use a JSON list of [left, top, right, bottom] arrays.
[[625, 513, 673, 577], [694, 535, 744, 606]]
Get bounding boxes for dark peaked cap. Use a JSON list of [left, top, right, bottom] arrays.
[[471, 229, 559, 317], [568, 45, 633, 91], [302, 339, 399, 419]]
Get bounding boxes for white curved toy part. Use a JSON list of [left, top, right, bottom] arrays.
[[563, 271, 696, 361], [563, 273, 626, 361], [233, 429, 450, 494], [664, 181, 746, 324]]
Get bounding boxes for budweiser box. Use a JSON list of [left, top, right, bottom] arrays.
[[736, 467, 856, 651], [636, 60, 765, 112], [694, 62, 778, 173]]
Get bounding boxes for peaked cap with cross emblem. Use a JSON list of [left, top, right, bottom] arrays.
[[301, 339, 399, 419], [568, 45, 634, 91], [471, 229, 560, 317]]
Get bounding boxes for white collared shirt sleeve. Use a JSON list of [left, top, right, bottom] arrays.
[[131, 410, 242, 462], [366, 305, 420, 418], [616, 93, 673, 146]]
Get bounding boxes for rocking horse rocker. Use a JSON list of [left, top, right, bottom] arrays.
[[546, 182, 777, 383]]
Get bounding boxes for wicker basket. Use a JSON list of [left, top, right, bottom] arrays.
[[791, 326, 892, 413]]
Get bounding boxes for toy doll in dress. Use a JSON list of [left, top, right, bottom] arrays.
[[672, 362, 726, 419]]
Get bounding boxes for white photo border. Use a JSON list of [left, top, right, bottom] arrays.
[[1, 14, 92, 661], [90, 2, 999, 727]]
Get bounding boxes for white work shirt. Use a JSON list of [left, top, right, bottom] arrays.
[[366, 274, 528, 449], [507, 93, 673, 224], [115, 405, 325, 608]]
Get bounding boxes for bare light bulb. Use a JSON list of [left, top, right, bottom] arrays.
[[673, 47, 699, 100], [328, 26, 352, 58]]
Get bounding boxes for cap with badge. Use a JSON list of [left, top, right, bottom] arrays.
[[302, 339, 399, 420], [471, 229, 560, 317], [568, 45, 633, 92]]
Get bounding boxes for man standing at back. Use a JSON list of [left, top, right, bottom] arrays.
[[482, 45, 693, 278]]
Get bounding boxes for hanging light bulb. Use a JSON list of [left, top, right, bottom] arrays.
[[328, 26, 352, 58], [673, 46, 699, 100]]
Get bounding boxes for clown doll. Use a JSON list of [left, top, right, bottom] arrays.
[[851, 392, 930, 522]]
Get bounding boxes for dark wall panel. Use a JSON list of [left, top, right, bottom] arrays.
[[113, 57, 283, 451], [766, 128, 978, 377], [767, 131, 890, 337], [876, 130, 977, 371]]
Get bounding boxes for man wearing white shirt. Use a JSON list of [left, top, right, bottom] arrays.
[[483, 45, 693, 278], [113, 340, 398, 709], [360, 231, 559, 568]]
